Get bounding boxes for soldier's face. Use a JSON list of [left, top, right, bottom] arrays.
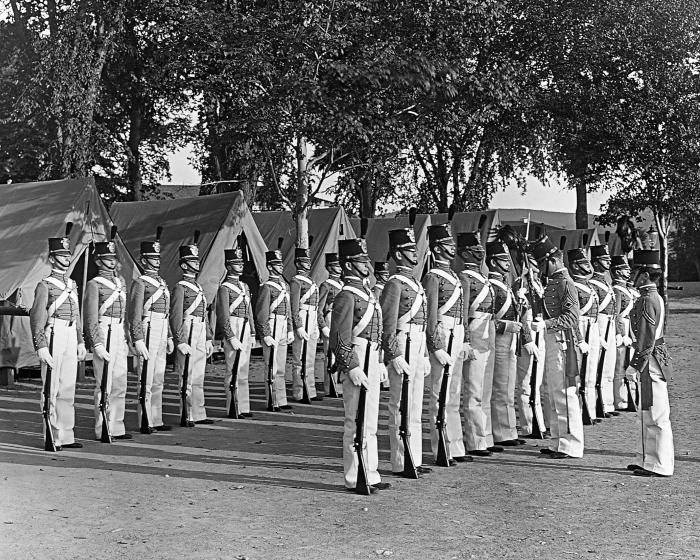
[[460, 247, 484, 264], [353, 260, 371, 278], [227, 262, 244, 275], [435, 240, 456, 260], [296, 259, 311, 273], [98, 255, 117, 271], [613, 266, 631, 281], [50, 253, 70, 271], [142, 256, 160, 272], [327, 263, 342, 276], [593, 256, 611, 271], [570, 259, 593, 278], [398, 247, 418, 266], [181, 259, 200, 274], [631, 268, 647, 287], [375, 271, 389, 283], [268, 262, 283, 276], [488, 256, 510, 275]]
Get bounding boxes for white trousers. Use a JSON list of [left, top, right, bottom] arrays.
[[291, 308, 319, 400], [636, 356, 674, 476], [579, 316, 600, 421], [40, 319, 78, 446], [387, 325, 427, 472], [597, 313, 617, 412], [137, 314, 168, 429], [93, 317, 129, 438], [176, 319, 208, 422], [342, 340, 381, 488], [262, 314, 289, 407], [491, 331, 518, 442], [224, 316, 253, 414], [462, 312, 495, 451], [428, 323, 466, 460], [614, 317, 636, 409], [516, 328, 546, 435], [544, 330, 584, 457], [322, 311, 342, 396]]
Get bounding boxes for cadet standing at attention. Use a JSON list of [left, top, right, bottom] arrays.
[[216, 243, 256, 418], [318, 253, 343, 397], [531, 236, 584, 459], [170, 232, 214, 426], [611, 255, 636, 411], [30, 223, 86, 450], [129, 227, 174, 433], [84, 229, 130, 441]]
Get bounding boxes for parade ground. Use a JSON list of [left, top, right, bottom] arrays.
[[1, 287, 699, 560]]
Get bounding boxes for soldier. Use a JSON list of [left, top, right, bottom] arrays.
[[423, 224, 471, 464], [625, 249, 674, 477], [531, 236, 584, 459], [330, 237, 391, 492], [372, 261, 390, 301], [216, 245, 256, 418], [589, 245, 620, 418], [318, 253, 343, 397], [381, 227, 431, 476], [611, 255, 636, 411], [170, 234, 214, 426], [486, 241, 530, 447], [567, 248, 601, 425], [128, 228, 174, 433], [256, 249, 294, 411], [457, 232, 496, 457], [85, 231, 131, 440], [513, 251, 547, 438], [290, 248, 322, 403], [30, 224, 87, 450]]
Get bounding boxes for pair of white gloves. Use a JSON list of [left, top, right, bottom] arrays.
[[38, 344, 87, 369], [176, 340, 213, 358], [578, 334, 633, 355], [134, 338, 175, 360], [262, 331, 295, 347]]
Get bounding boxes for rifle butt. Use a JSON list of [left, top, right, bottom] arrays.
[[435, 430, 450, 467], [139, 358, 150, 432]]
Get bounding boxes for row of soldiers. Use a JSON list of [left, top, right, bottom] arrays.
[[30, 219, 674, 494]]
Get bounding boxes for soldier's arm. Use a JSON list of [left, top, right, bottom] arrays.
[[84, 281, 104, 349], [255, 284, 271, 338], [630, 295, 657, 372], [422, 273, 443, 353], [169, 284, 186, 346], [216, 286, 235, 340], [205, 302, 214, 341], [285, 281, 294, 333], [460, 275, 471, 344], [544, 278, 580, 335], [330, 290, 360, 373], [290, 279, 302, 329], [29, 282, 49, 350], [613, 287, 624, 334], [380, 279, 401, 360], [317, 282, 329, 329], [246, 285, 256, 337], [128, 278, 146, 342]]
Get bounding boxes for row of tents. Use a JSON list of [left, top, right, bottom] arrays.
[[0, 178, 617, 370]]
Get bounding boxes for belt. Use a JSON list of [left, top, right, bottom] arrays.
[[143, 312, 168, 320], [397, 322, 426, 333], [49, 317, 75, 327], [186, 315, 205, 323], [470, 311, 492, 320], [580, 315, 597, 323], [299, 304, 317, 312], [352, 337, 379, 350], [439, 316, 462, 329], [99, 316, 123, 324]]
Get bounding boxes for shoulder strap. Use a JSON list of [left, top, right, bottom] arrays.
[[429, 268, 458, 286], [326, 278, 343, 291], [615, 285, 634, 318], [390, 274, 425, 325], [141, 275, 166, 314], [266, 280, 288, 312], [490, 278, 513, 320], [94, 276, 126, 317], [574, 281, 596, 315], [45, 277, 77, 317], [462, 271, 491, 315], [590, 278, 614, 310], [178, 280, 204, 317], [223, 281, 246, 314], [295, 276, 317, 304]]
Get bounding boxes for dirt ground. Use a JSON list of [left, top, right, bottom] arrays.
[[1, 287, 699, 560]]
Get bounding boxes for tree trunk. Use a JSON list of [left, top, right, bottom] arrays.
[[570, 157, 589, 229], [128, 100, 143, 200], [295, 136, 309, 249], [655, 212, 669, 304]]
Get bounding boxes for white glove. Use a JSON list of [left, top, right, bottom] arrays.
[[206, 340, 213, 358], [77, 343, 87, 361], [625, 366, 639, 383], [177, 343, 192, 355], [135, 339, 150, 360], [390, 355, 411, 376], [228, 337, 243, 351], [38, 347, 55, 369], [166, 338, 174, 354], [348, 367, 369, 388], [94, 344, 111, 362], [523, 341, 540, 362], [599, 339, 608, 351], [531, 319, 546, 333], [321, 326, 330, 339], [622, 335, 633, 346], [516, 287, 528, 302], [287, 331, 294, 344], [432, 348, 454, 367], [295, 327, 309, 341], [424, 357, 431, 377], [263, 335, 277, 347], [502, 320, 522, 334], [615, 334, 623, 347], [378, 363, 389, 384], [460, 342, 476, 361], [578, 341, 590, 354]]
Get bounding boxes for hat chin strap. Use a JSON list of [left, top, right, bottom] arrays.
[[398, 248, 418, 266]]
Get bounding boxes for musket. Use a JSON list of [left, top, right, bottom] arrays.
[[528, 317, 545, 438], [139, 320, 152, 433], [579, 319, 594, 425], [399, 331, 418, 479], [266, 314, 278, 411], [353, 342, 373, 495], [327, 347, 339, 398], [595, 316, 612, 419], [42, 325, 57, 451], [228, 317, 247, 418], [622, 335, 637, 412], [180, 319, 194, 427], [99, 324, 113, 443], [299, 305, 312, 404], [435, 328, 454, 467]]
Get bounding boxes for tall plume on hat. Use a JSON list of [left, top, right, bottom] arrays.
[[409, 207, 417, 227], [448, 203, 456, 224], [110, 225, 117, 240], [193, 229, 200, 245], [156, 226, 163, 242], [65, 222, 73, 237], [360, 217, 368, 239]]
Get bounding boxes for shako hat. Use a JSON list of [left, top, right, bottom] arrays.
[[531, 235, 558, 261], [48, 222, 73, 255], [325, 252, 339, 266], [266, 250, 283, 265], [94, 226, 118, 258], [590, 245, 610, 259], [632, 249, 661, 269], [485, 241, 508, 258], [338, 238, 369, 262], [179, 230, 200, 261], [374, 261, 389, 273], [567, 248, 588, 263], [294, 247, 310, 261], [225, 247, 244, 264], [611, 255, 629, 269], [388, 228, 416, 251], [456, 231, 481, 250], [427, 224, 453, 247], [141, 226, 163, 258]]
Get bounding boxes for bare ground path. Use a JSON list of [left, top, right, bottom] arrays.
[[1, 291, 699, 560]]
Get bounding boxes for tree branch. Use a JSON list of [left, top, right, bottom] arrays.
[[264, 146, 292, 209]]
